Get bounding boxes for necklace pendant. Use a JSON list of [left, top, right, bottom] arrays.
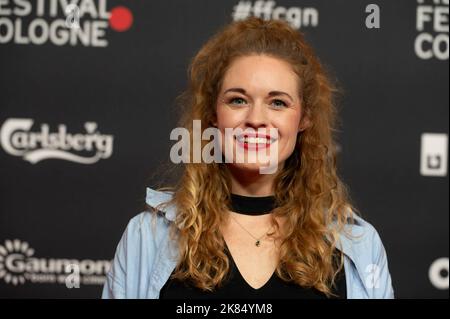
[[255, 240, 260, 247]]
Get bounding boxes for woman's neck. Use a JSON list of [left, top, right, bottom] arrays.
[[227, 165, 276, 196]]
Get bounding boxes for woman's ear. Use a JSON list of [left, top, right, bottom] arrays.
[[298, 116, 311, 132], [212, 114, 218, 127]]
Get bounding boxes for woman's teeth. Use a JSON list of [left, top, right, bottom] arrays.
[[237, 136, 274, 144]]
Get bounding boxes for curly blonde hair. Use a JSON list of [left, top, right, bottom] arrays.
[[149, 16, 359, 297]]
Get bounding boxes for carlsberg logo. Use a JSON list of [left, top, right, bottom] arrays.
[[0, 118, 113, 164]]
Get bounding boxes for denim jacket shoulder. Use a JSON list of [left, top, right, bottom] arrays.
[[102, 187, 395, 299]]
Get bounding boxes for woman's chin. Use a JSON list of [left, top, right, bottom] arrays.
[[227, 161, 280, 175]]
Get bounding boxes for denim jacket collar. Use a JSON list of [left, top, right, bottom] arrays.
[[145, 187, 359, 266]]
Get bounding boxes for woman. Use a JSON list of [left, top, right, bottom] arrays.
[[102, 17, 394, 299]]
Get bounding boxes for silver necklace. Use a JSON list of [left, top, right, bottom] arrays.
[[229, 214, 274, 247]]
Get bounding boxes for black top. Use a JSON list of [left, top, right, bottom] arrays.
[[159, 193, 347, 299], [159, 242, 346, 299]]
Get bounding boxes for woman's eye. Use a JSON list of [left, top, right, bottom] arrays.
[[271, 99, 288, 108], [228, 97, 247, 106], [226, 97, 288, 108]]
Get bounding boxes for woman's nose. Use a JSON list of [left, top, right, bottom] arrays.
[[245, 101, 269, 128]]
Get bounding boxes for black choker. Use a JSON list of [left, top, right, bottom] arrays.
[[229, 193, 277, 215]]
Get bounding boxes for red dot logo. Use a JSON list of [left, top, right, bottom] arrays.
[[109, 6, 133, 32]]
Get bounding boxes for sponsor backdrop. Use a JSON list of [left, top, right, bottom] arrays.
[[0, 0, 448, 298]]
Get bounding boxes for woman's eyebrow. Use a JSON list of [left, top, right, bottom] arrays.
[[223, 87, 247, 95], [223, 87, 294, 102]]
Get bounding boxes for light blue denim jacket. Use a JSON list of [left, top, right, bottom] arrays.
[[102, 187, 395, 299]]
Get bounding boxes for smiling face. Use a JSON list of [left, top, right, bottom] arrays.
[[215, 54, 308, 174]]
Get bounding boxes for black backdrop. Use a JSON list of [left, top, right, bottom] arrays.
[[0, 0, 448, 298]]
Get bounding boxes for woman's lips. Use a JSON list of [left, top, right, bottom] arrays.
[[234, 135, 276, 151]]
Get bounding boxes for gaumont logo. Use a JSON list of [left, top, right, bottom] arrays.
[[0, 0, 134, 47], [0, 118, 114, 164], [0, 239, 110, 286]]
